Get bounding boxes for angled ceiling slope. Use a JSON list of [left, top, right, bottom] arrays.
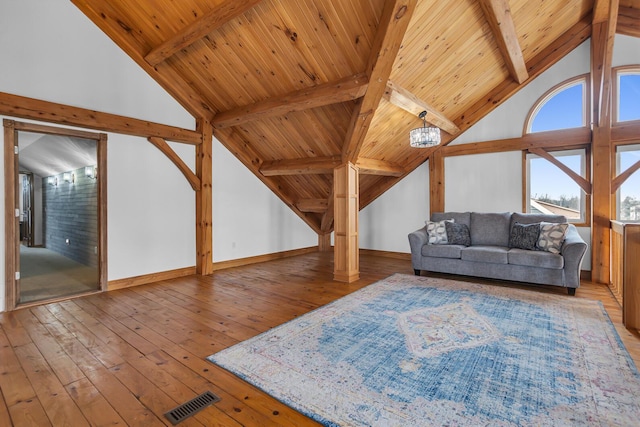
[[72, 0, 615, 234]]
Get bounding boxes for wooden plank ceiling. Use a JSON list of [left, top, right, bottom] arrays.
[[70, 0, 633, 234]]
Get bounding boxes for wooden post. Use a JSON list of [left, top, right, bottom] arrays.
[[590, 2, 618, 284], [333, 163, 359, 282], [196, 119, 213, 275], [430, 148, 445, 215], [318, 233, 332, 252]]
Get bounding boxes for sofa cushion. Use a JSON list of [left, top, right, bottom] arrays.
[[445, 221, 471, 246], [537, 222, 569, 254], [510, 212, 566, 229], [431, 212, 471, 227], [509, 222, 540, 250], [425, 219, 450, 244], [461, 246, 509, 264], [421, 244, 464, 259], [470, 212, 512, 246], [508, 248, 564, 269]]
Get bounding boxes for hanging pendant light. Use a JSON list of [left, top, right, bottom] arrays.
[[409, 110, 441, 148]]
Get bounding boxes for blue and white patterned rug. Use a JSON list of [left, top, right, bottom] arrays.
[[208, 274, 640, 426]]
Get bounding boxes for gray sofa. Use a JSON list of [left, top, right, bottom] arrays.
[[408, 212, 588, 295]]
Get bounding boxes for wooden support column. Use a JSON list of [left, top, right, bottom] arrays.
[[333, 163, 359, 282], [196, 119, 213, 275], [429, 149, 445, 215], [318, 233, 332, 252], [590, 0, 618, 285]]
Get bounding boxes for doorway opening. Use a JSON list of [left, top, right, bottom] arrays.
[[4, 120, 107, 309]]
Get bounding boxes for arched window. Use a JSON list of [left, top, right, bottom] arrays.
[[525, 77, 587, 133], [523, 76, 590, 224]]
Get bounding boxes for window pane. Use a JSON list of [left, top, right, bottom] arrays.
[[531, 83, 584, 132], [528, 153, 584, 221], [617, 145, 640, 221], [618, 73, 640, 123]]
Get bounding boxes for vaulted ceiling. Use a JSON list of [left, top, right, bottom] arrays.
[[71, 0, 640, 234]]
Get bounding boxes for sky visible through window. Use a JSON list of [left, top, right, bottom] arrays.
[[530, 77, 640, 201]]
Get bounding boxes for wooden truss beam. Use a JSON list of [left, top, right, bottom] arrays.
[[355, 158, 405, 177], [0, 91, 201, 145], [71, 0, 215, 119], [383, 80, 460, 135], [528, 148, 592, 194], [479, 0, 528, 84], [296, 199, 329, 213], [341, 0, 418, 163], [148, 137, 201, 190], [213, 74, 368, 129], [260, 156, 341, 176], [145, 0, 263, 66], [617, 6, 640, 38], [260, 156, 404, 177]]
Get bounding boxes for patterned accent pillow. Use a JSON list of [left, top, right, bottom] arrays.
[[537, 222, 569, 254], [445, 221, 471, 246], [425, 219, 451, 244], [509, 222, 540, 250]]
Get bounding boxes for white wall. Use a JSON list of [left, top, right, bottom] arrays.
[[0, 0, 316, 311], [360, 163, 430, 252], [212, 141, 316, 262]]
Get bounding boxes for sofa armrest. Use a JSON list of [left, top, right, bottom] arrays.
[[408, 227, 428, 269], [561, 224, 588, 288]]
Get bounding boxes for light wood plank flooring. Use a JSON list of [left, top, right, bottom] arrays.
[[1, 252, 639, 426]]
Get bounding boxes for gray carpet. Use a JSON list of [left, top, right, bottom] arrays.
[[19, 245, 98, 303]]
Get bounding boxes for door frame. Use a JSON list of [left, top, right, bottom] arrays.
[[4, 119, 107, 310]]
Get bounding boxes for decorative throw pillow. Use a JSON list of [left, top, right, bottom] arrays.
[[509, 222, 540, 250], [537, 222, 569, 254], [425, 219, 451, 244], [445, 221, 471, 246]]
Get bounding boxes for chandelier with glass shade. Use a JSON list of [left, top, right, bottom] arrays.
[[409, 110, 441, 148]]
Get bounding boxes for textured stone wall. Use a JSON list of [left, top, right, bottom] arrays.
[[43, 167, 98, 267]]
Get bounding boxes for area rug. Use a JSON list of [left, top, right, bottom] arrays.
[[207, 274, 640, 426]]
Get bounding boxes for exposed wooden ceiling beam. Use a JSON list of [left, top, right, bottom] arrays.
[[455, 15, 592, 131], [296, 199, 329, 213], [341, 0, 418, 163], [148, 137, 201, 190], [479, 0, 528, 84], [617, 6, 640, 39], [361, 19, 593, 211], [260, 156, 341, 176], [383, 80, 460, 135], [0, 91, 202, 145], [71, 0, 215, 119], [355, 158, 405, 177], [213, 74, 368, 129], [145, 0, 264, 66]]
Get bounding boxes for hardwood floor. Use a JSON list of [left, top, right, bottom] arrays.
[[1, 252, 638, 426]]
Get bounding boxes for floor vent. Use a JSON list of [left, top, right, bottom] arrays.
[[164, 391, 221, 425]]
